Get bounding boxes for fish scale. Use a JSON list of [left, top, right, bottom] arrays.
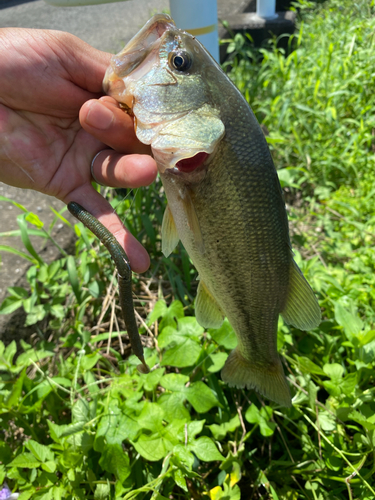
[[103, 13, 321, 406]]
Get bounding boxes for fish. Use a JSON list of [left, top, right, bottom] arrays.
[[103, 14, 321, 407]]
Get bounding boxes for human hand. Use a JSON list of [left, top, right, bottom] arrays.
[[0, 28, 157, 272]]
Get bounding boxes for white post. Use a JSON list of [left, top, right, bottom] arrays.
[[256, 0, 277, 19], [169, 0, 219, 62]]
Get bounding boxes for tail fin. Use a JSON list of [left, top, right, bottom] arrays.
[[221, 348, 291, 407]]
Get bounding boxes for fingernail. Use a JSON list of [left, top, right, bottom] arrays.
[[86, 101, 114, 130]]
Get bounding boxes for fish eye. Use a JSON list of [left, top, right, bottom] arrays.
[[169, 51, 192, 72]]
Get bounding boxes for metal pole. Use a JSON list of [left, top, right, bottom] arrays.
[[169, 0, 219, 62], [256, 0, 277, 19]]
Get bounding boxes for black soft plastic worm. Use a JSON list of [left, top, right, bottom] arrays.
[[67, 202, 150, 374]]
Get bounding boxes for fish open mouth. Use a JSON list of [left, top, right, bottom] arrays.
[[176, 152, 209, 173], [104, 14, 175, 88]]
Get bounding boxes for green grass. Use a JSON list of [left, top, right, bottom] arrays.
[[225, 0, 375, 191], [0, 0, 375, 498]]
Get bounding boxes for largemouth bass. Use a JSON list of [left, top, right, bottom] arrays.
[[103, 14, 321, 406]]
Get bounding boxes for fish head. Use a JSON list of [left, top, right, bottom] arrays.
[[103, 14, 225, 174]]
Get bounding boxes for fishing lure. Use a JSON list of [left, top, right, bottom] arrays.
[[67, 202, 150, 374]]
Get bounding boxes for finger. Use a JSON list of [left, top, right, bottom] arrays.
[[65, 185, 150, 273], [91, 150, 158, 188], [80, 98, 151, 155]]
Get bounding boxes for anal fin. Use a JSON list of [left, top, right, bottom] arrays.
[[281, 259, 321, 330], [195, 281, 224, 329], [221, 348, 291, 407], [161, 204, 180, 257]]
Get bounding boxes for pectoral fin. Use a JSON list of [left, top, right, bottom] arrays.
[[195, 281, 224, 329], [182, 189, 204, 254], [161, 205, 180, 257], [281, 259, 321, 330]]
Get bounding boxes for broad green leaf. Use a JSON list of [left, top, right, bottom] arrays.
[[80, 352, 102, 371], [94, 483, 111, 500], [359, 330, 375, 346], [174, 468, 188, 491], [158, 326, 182, 348], [245, 404, 261, 425], [245, 405, 275, 437], [228, 461, 242, 487], [84, 371, 99, 396], [18, 489, 36, 500], [147, 299, 168, 324], [61, 449, 82, 468], [0, 297, 23, 315], [185, 382, 220, 413], [173, 444, 195, 469], [307, 380, 319, 410], [348, 410, 375, 431], [99, 443, 131, 483], [205, 352, 228, 373], [25, 440, 54, 462], [190, 436, 224, 462], [323, 380, 341, 398], [334, 302, 363, 339], [51, 487, 65, 500], [182, 420, 206, 441], [323, 363, 344, 381], [160, 373, 189, 392], [318, 412, 336, 432], [96, 400, 140, 447], [48, 420, 85, 439], [138, 402, 165, 432], [72, 398, 90, 424], [4, 341, 17, 365], [293, 356, 326, 375], [7, 452, 41, 468], [161, 338, 202, 368], [221, 483, 241, 500], [41, 461, 57, 473], [208, 320, 237, 350], [16, 349, 54, 368], [133, 434, 171, 462], [209, 486, 224, 500], [159, 300, 185, 329], [81, 432, 94, 454], [208, 415, 240, 440], [133, 416, 181, 462], [176, 316, 204, 338], [158, 392, 190, 421], [5, 368, 26, 407], [143, 367, 165, 392], [340, 372, 357, 395]]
